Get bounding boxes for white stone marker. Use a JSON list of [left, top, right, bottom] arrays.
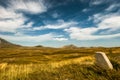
[[95, 52, 113, 69]]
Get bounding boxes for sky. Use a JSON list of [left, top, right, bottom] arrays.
[[0, 0, 120, 47]]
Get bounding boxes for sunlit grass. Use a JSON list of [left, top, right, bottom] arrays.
[[50, 56, 95, 68], [0, 47, 120, 80]]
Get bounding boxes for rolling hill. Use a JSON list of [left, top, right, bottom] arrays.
[[0, 38, 20, 48], [62, 44, 78, 49]]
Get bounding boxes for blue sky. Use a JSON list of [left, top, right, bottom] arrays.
[[0, 0, 120, 47]]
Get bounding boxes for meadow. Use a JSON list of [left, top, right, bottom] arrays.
[[0, 47, 120, 80]]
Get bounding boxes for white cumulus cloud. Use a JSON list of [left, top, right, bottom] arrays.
[[33, 20, 77, 30], [0, 0, 46, 33], [53, 37, 68, 41], [65, 14, 120, 40], [0, 6, 27, 32], [98, 16, 120, 30], [64, 27, 120, 40], [9, 0, 46, 14]]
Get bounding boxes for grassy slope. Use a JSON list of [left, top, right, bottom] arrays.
[[0, 38, 20, 48], [0, 47, 120, 80]]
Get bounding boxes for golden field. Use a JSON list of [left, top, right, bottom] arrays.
[[0, 47, 120, 80]]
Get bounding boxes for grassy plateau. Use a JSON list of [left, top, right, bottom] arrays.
[[0, 47, 120, 80]]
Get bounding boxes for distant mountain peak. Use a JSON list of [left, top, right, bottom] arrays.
[[35, 45, 44, 47], [62, 44, 78, 49], [0, 38, 20, 48]]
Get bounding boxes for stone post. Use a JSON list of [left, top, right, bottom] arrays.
[[95, 52, 113, 69]]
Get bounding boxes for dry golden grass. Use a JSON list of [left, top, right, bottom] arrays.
[[0, 47, 120, 80], [0, 63, 7, 70], [51, 56, 95, 68]]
